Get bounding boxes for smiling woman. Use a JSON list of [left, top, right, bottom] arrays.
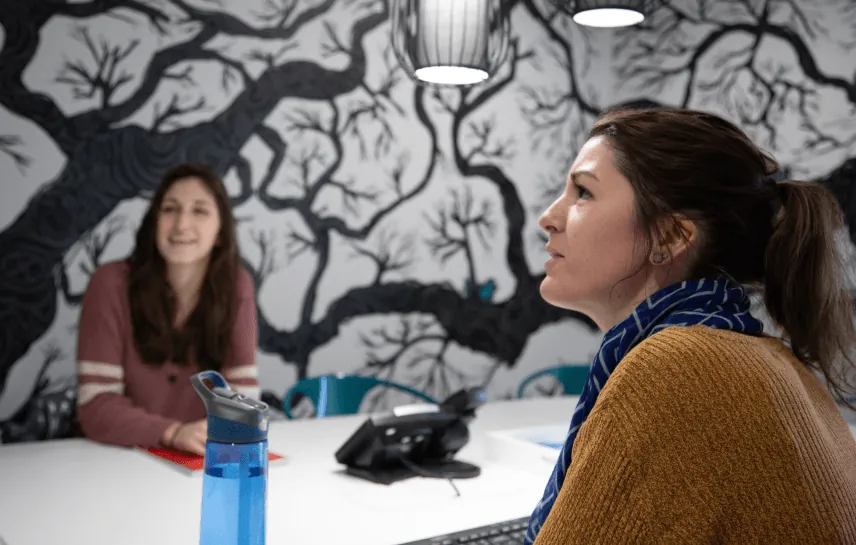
[[156, 178, 223, 269], [75, 164, 260, 457]]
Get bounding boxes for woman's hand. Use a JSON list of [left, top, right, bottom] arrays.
[[162, 419, 208, 456]]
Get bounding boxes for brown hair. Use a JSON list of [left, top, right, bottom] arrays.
[[127, 163, 239, 372], [588, 107, 855, 409]]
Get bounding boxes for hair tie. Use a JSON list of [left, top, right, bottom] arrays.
[[763, 171, 787, 187], [763, 171, 786, 218]]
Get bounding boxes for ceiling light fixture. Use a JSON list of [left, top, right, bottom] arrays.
[[391, 0, 511, 87], [550, 0, 666, 28]]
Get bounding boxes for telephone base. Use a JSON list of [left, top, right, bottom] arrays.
[[345, 459, 481, 485]]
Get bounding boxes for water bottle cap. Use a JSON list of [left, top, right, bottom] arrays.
[[191, 371, 270, 444]]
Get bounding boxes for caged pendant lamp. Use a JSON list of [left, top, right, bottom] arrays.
[[391, 0, 511, 87], [549, 0, 666, 28]]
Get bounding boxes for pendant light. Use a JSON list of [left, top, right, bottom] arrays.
[[550, 0, 665, 28], [391, 0, 511, 87]]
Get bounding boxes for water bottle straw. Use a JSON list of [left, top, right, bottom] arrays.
[[238, 454, 250, 545]]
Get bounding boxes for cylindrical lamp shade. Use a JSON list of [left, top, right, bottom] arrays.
[[392, 0, 510, 86]]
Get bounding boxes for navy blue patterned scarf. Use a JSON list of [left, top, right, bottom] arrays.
[[523, 276, 764, 544]]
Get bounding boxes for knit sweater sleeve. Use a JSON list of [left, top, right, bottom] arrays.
[[76, 263, 177, 448], [532, 389, 654, 544], [533, 327, 729, 544], [536, 325, 856, 544]]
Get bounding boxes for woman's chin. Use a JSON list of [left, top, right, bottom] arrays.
[[539, 276, 578, 310]]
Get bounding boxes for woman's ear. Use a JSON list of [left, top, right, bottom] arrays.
[[650, 215, 697, 265]]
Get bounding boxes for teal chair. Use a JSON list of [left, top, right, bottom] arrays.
[[517, 365, 590, 398], [282, 374, 438, 419]]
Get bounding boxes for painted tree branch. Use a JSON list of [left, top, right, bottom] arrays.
[[316, 87, 440, 240], [449, 42, 533, 290], [424, 186, 495, 292], [54, 26, 140, 107], [246, 84, 440, 377], [465, 117, 515, 163], [248, 275, 579, 381], [0, 0, 602, 402], [240, 39, 598, 382], [348, 228, 414, 285], [50, 0, 171, 31], [225, 155, 256, 208], [0, 341, 73, 443], [518, 0, 601, 154], [0, 1, 174, 153], [72, 26, 217, 136], [1, 0, 346, 156], [0, 2, 389, 396], [151, 94, 207, 132], [246, 229, 281, 287], [615, 0, 856, 151], [360, 316, 473, 402], [0, 135, 32, 171], [75, 0, 332, 134], [170, 0, 339, 40]]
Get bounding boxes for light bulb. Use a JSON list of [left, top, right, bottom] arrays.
[[414, 66, 489, 86], [572, 7, 645, 27]]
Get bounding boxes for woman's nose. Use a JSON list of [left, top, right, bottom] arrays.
[[539, 200, 563, 233], [540, 218, 558, 233], [175, 210, 191, 231]]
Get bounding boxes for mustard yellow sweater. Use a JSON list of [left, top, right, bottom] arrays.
[[535, 325, 856, 544]]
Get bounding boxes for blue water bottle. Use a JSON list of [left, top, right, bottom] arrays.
[[191, 370, 271, 545]]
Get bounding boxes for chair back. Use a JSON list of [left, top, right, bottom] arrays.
[[517, 365, 589, 398], [283, 374, 436, 418]]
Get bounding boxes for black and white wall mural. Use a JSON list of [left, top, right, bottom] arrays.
[[1, 0, 854, 442], [611, 0, 856, 390]]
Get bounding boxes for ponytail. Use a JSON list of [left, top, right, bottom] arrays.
[[764, 180, 856, 409]]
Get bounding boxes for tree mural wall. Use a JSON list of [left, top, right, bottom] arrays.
[[1, 0, 854, 441], [0, 0, 607, 440], [611, 0, 856, 414], [612, 0, 856, 240]]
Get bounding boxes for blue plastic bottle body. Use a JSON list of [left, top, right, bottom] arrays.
[[200, 439, 268, 545]]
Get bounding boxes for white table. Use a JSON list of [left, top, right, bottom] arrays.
[[2, 398, 854, 545], [0, 397, 578, 545]]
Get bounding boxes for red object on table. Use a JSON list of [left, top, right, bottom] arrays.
[[140, 447, 285, 474]]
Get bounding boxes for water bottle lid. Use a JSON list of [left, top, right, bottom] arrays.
[[191, 371, 270, 444]]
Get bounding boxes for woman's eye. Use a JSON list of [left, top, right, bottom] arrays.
[[574, 184, 591, 200], [193, 208, 209, 216]]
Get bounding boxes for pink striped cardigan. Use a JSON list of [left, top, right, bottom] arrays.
[[76, 260, 260, 448]]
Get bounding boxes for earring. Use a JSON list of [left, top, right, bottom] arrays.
[[651, 252, 666, 264]]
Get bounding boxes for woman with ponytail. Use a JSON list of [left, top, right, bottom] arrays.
[[525, 108, 856, 544]]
